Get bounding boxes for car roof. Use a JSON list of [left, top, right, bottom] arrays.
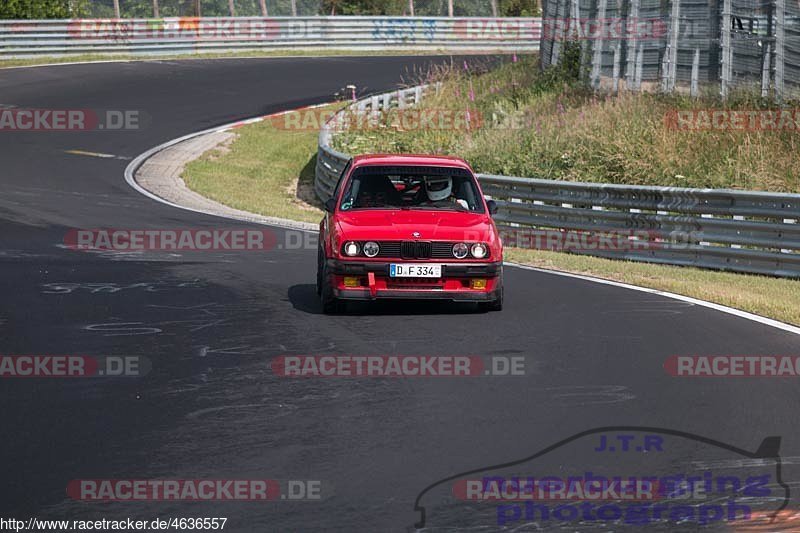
[[350, 154, 473, 172]]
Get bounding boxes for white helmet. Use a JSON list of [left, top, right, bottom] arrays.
[[425, 176, 452, 201]]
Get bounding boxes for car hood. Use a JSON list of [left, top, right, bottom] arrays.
[[335, 210, 495, 242]]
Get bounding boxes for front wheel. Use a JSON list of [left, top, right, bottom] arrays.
[[316, 247, 324, 296], [319, 260, 345, 314], [478, 287, 503, 312]]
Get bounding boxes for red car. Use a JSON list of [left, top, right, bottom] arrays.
[[317, 154, 503, 314]]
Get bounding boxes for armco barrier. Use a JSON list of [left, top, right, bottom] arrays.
[[0, 17, 541, 58], [315, 85, 800, 278]]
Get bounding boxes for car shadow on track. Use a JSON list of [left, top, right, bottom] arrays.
[[287, 284, 484, 316]]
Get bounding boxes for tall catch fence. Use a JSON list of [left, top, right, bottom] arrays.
[[540, 0, 800, 100]]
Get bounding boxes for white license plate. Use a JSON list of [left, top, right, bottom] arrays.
[[389, 264, 442, 278]]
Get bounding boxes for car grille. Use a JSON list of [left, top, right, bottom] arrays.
[[400, 241, 432, 259], [431, 242, 457, 259], [375, 241, 401, 258], [370, 241, 459, 259]]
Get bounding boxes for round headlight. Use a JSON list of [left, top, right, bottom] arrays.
[[452, 242, 469, 259], [363, 241, 380, 258], [344, 241, 360, 257], [471, 243, 488, 259]]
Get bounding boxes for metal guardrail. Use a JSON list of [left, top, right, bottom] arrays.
[[0, 17, 541, 58], [315, 84, 800, 278], [315, 85, 429, 201]]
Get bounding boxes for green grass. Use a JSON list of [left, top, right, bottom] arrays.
[[182, 105, 343, 225], [333, 55, 800, 192]]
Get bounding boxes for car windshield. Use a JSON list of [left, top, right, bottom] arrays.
[[339, 165, 485, 213]]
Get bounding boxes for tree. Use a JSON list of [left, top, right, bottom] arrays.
[[0, 0, 88, 18]]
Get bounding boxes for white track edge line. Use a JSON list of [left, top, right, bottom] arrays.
[[506, 261, 800, 336], [123, 105, 800, 337]]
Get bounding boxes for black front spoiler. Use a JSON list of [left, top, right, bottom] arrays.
[[326, 259, 502, 278]]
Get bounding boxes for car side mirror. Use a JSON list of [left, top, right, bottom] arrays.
[[324, 198, 336, 213], [486, 199, 498, 215]]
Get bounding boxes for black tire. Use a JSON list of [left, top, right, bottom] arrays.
[[316, 247, 324, 296], [479, 287, 503, 312], [319, 260, 344, 314]]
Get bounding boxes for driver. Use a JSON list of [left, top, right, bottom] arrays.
[[424, 176, 469, 209]]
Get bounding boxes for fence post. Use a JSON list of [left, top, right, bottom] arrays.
[[667, 0, 680, 92], [626, 0, 640, 88], [761, 43, 771, 98], [691, 48, 700, 96], [570, 0, 582, 34], [591, 0, 607, 89], [635, 44, 644, 90], [775, 0, 785, 102], [721, 0, 732, 98], [612, 45, 621, 92]]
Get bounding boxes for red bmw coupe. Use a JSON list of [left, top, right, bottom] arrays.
[[317, 154, 503, 314]]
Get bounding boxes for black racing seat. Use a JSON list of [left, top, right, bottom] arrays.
[[355, 175, 401, 207]]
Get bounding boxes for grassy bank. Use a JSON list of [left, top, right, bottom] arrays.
[[333, 55, 800, 192], [182, 106, 337, 225]]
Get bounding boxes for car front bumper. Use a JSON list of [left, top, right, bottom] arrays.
[[326, 259, 503, 302]]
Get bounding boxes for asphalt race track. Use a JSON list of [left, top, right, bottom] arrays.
[[1, 56, 799, 531]]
